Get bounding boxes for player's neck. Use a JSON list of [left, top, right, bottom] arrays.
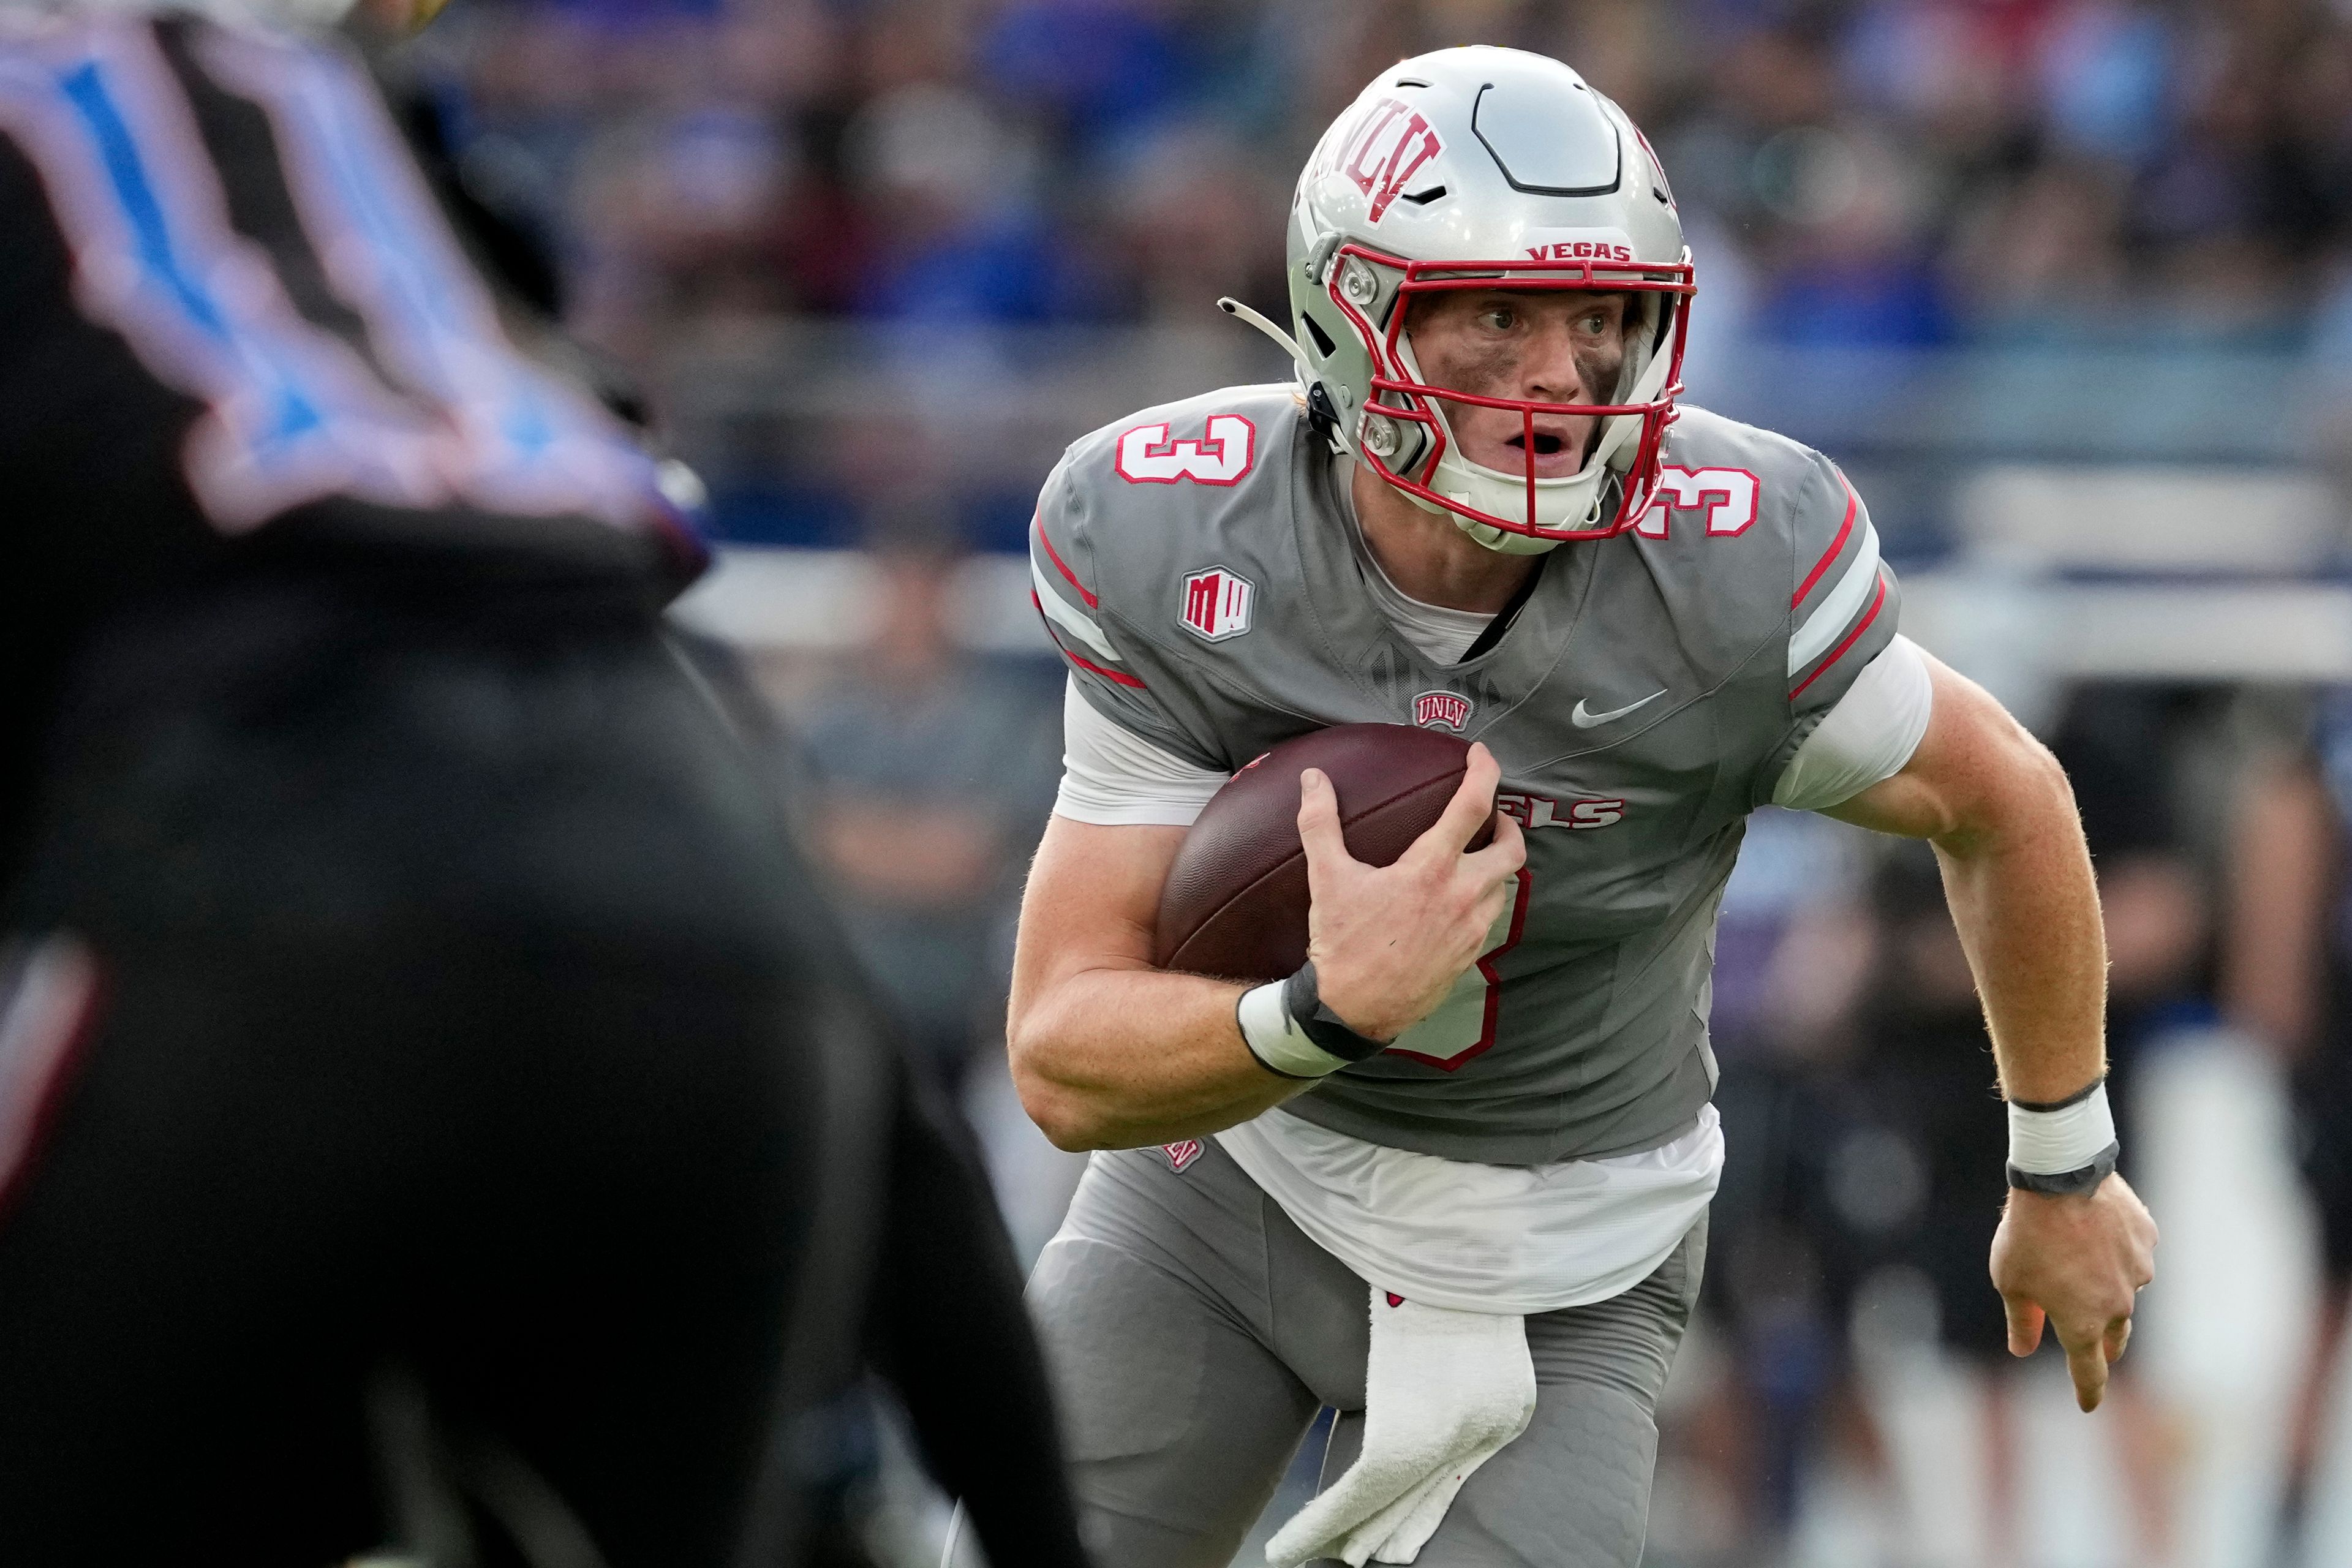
[[1348, 460, 1540, 615]]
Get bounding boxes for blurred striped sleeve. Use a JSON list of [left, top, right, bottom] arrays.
[[1028, 453, 1210, 764], [1787, 462, 1899, 709]]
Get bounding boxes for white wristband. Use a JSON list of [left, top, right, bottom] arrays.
[[2007, 1081, 2117, 1175], [1237, 981, 1351, 1079]]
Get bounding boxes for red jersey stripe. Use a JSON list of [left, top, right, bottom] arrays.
[[1060, 647, 1148, 690], [1032, 592, 1146, 688], [1792, 477, 1860, 610], [0, 938, 104, 1225], [1788, 572, 1887, 701], [1033, 514, 1098, 609]]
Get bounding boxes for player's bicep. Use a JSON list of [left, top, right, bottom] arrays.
[[1011, 815, 1188, 1002], [1821, 653, 2059, 845], [1015, 681, 1222, 998]]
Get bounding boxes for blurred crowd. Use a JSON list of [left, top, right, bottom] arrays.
[[403, 0, 2352, 365]]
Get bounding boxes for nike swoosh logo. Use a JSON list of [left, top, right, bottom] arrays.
[[1570, 690, 1666, 728]]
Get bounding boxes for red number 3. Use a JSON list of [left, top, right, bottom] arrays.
[[1384, 869, 1532, 1072], [1116, 415, 1257, 486], [1635, 466, 1760, 538]]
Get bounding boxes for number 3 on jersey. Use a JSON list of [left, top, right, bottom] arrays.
[[1635, 466, 1759, 538], [1385, 869, 1532, 1071], [1116, 414, 1256, 485]]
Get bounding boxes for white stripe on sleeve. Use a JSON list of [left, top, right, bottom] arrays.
[[1032, 556, 1120, 660], [1787, 522, 1882, 675], [1773, 635, 1934, 812], [1053, 678, 1229, 826]]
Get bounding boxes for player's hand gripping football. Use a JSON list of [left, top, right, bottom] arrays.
[[1295, 743, 1527, 1042], [1989, 1172, 2158, 1412]]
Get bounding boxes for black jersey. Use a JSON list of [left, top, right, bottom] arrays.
[[0, 10, 701, 869], [0, 20, 1099, 1566]]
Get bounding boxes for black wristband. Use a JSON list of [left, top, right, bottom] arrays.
[[2007, 1140, 2119, 1196], [2008, 1073, 2108, 1114], [1280, 962, 1389, 1064]]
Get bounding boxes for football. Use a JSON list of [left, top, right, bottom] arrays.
[[1153, 723, 1496, 982]]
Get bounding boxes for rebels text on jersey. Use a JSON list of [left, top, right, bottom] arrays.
[[1031, 384, 1895, 1166]]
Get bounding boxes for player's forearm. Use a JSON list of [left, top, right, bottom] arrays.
[[1007, 967, 1310, 1151], [1931, 748, 2108, 1103]]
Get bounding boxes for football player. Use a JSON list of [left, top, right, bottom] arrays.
[[0, 3, 1090, 1565], [1011, 47, 2156, 1568]]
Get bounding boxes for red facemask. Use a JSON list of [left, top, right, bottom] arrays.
[[1324, 243, 1695, 543]]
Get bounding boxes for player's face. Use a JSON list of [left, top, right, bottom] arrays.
[[1401, 290, 1630, 480]]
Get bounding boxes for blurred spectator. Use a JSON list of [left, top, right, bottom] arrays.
[[571, 104, 799, 356], [2225, 688, 2352, 1556], [797, 520, 1058, 1090], [842, 81, 1107, 324], [977, 0, 1201, 146], [1685, 808, 1879, 1552], [1099, 119, 1287, 323]]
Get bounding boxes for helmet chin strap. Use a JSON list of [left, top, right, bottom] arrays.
[[1218, 297, 1312, 373]]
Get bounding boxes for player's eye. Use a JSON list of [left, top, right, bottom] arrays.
[[1476, 306, 1517, 332]]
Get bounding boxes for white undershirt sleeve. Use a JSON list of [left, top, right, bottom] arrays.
[[1773, 634, 1936, 812], [1054, 678, 1231, 826]]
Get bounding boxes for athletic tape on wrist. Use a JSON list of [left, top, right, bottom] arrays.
[[1237, 981, 1351, 1079], [2007, 1079, 2117, 1186]]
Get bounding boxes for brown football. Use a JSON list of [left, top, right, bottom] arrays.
[[1152, 723, 1495, 982]]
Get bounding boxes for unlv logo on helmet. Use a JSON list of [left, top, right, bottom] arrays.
[[1337, 98, 1444, 222], [1413, 691, 1472, 732], [1180, 566, 1254, 642]]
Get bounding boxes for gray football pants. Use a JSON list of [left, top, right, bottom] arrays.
[[1027, 1138, 1706, 1568]]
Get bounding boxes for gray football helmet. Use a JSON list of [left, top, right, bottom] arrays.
[[1231, 47, 1694, 554]]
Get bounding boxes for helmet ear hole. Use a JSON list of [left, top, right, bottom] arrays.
[[1302, 314, 1337, 358]]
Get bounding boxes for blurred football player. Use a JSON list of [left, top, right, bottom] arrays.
[[0, 2, 1090, 1566], [1009, 47, 2157, 1568]]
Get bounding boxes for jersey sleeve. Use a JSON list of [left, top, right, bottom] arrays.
[[1028, 451, 1225, 770], [1052, 678, 1229, 826], [1758, 454, 1903, 804], [1770, 634, 1934, 812]]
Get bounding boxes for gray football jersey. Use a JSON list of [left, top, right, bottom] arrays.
[[1030, 383, 1897, 1166]]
